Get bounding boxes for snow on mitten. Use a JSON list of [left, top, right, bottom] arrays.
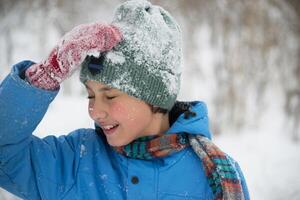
[[25, 22, 122, 90]]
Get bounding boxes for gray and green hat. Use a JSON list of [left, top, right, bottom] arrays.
[[80, 0, 182, 110]]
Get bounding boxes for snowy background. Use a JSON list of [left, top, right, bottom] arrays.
[[1, 0, 300, 199]]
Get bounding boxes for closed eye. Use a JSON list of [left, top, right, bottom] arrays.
[[106, 96, 116, 100], [87, 95, 116, 100]]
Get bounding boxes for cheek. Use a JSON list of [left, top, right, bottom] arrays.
[[88, 101, 94, 117], [111, 103, 132, 121], [111, 102, 150, 128]]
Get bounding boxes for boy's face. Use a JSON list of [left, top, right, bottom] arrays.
[[85, 80, 164, 147]]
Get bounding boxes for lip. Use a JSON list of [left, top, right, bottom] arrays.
[[98, 122, 118, 127], [102, 125, 119, 135]]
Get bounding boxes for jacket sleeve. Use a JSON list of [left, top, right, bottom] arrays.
[[0, 61, 82, 200]]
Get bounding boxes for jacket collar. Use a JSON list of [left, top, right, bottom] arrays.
[[166, 101, 212, 139]]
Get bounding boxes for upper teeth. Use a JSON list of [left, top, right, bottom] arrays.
[[102, 125, 117, 130]]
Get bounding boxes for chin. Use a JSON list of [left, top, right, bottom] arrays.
[[107, 138, 131, 147]]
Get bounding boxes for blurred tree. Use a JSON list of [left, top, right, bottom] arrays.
[[285, 0, 300, 141], [155, 0, 300, 137]]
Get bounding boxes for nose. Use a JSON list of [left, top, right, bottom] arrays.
[[88, 100, 108, 121]]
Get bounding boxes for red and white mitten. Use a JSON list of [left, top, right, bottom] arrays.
[[25, 22, 122, 90]]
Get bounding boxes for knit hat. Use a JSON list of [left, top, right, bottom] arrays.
[[80, 0, 182, 110]]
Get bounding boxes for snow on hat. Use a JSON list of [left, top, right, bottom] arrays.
[[80, 0, 182, 110]]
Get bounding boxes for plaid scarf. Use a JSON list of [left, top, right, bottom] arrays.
[[189, 135, 245, 200], [113, 133, 189, 159], [113, 133, 244, 200]]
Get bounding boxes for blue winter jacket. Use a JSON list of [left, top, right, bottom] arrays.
[[0, 61, 250, 200]]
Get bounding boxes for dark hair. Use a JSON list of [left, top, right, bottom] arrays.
[[147, 103, 168, 114]]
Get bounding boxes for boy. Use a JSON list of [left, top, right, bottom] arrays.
[[0, 0, 249, 199]]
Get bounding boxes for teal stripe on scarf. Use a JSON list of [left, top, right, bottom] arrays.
[[124, 145, 131, 156], [133, 142, 139, 158]]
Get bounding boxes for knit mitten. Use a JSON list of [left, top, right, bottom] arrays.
[[25, 22, 122, 90]]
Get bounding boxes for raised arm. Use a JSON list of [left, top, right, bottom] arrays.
[[0, 22, 121, 199]]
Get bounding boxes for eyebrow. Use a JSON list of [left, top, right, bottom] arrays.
[[85, 84, 112, 93]]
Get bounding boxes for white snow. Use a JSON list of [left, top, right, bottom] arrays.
[[112, 0, 182, 96], [80, 144, 87, 157], [100, 174, 108, 180], [105, 50, 125, 65]]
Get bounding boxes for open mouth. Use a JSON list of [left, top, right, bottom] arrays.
[[102, 124, 119, 135]]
